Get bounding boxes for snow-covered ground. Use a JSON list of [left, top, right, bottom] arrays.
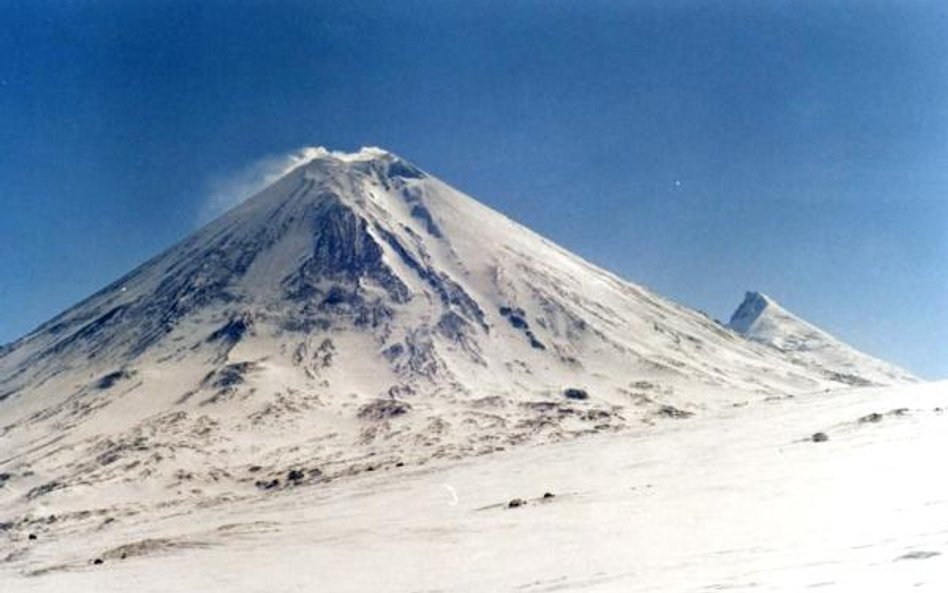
[[4, 380, 945, 592]]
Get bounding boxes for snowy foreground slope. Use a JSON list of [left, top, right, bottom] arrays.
[[728, 291, 915, 386], [0, 147, 929, 590], [3, 380, 946, 592]]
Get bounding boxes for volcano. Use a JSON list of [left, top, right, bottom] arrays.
[[0, 147, 915, 543]]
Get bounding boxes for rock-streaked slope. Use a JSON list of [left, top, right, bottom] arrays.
[[728, 291, 916, 386], [0, 148, 915, 555]]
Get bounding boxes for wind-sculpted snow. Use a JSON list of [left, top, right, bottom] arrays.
[[0, 148, 920, 589]]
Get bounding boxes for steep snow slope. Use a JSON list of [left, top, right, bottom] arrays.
[[728, 291, 916, 386], [3, 381, 946, 592], [0, 148, 917, 576]]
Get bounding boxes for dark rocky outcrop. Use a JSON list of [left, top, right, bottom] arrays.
[[95, 369, 136, 390], [358, 399, 412, 420], [284, 196, 410, 304], [499, 306, 545, 350], [26, 481, 63, 500], [657, 404, 693, 419], [207, 312, 253, 345], [202, 362, 260, 390]]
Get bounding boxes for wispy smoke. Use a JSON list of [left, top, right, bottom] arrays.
[[198, 146, 332, 224]]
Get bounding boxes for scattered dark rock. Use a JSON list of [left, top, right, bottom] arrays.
[[522, 401, 560, 412], [387, 384, 416, 399], [206, 312, 253, 344], [358, 399, 411, 420], [202, 361, 259, 390], [95, 369, 135, 390], [376, 227, 484, 327], [28, 533, 37, 541], [322, 285, 356, 307], [822, 371, 874, 387], [657, 404, 693, 419], [498, 306, 521, 318], [526, 331, 546, 350], [287, 469, 305, 483], [395, 462, 405, 468], [382, 343, 405, 361], [409, 204, 442, 237], [811, 432, 829, 443], [40, 303, 130, 360], [859, 412, 883, 423], [92, 558, 104, 565], [580, 409, 612, 422], [279, 197, 413, 306], [366, 465, 375, 472], [100, 536, 204, 561], [889, 407, 909, 416], [499, 306, 545, 349], [507, 498, 526, 509], [26, 481, 62, 500], [0, 472, 10, 487], [563, 388, 589, 401], [97, 450, 121, 466], [388, 159, 425, 180], [897, 550, 941, 561], [248, 465, 262, 473], [254, 479, 280, 491], [542, 492, 555, 500]]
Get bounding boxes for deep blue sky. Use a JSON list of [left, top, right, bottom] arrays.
[[1, 0, 946, 378]]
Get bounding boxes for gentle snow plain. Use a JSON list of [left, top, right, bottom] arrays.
[[4, 380, 946, 592]]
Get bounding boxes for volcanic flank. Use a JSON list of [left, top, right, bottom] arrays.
[[0, 147, 914, 518]]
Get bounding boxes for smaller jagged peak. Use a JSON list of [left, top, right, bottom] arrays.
[[728, 291, 778, 334], [726, 290, 916, 385]]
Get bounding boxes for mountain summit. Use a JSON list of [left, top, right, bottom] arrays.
[[0, 149, 914, 518], [728, 291, 915, 385], [727, 291, 778, 335]]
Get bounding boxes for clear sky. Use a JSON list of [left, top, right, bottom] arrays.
[[1, 0, 946, 378]]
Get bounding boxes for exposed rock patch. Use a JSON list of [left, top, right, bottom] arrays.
[[358, 399, 412, 421]]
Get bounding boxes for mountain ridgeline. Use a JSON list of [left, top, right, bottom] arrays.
[[727, 291, 914, 386], [0, 147, 914, 507]]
